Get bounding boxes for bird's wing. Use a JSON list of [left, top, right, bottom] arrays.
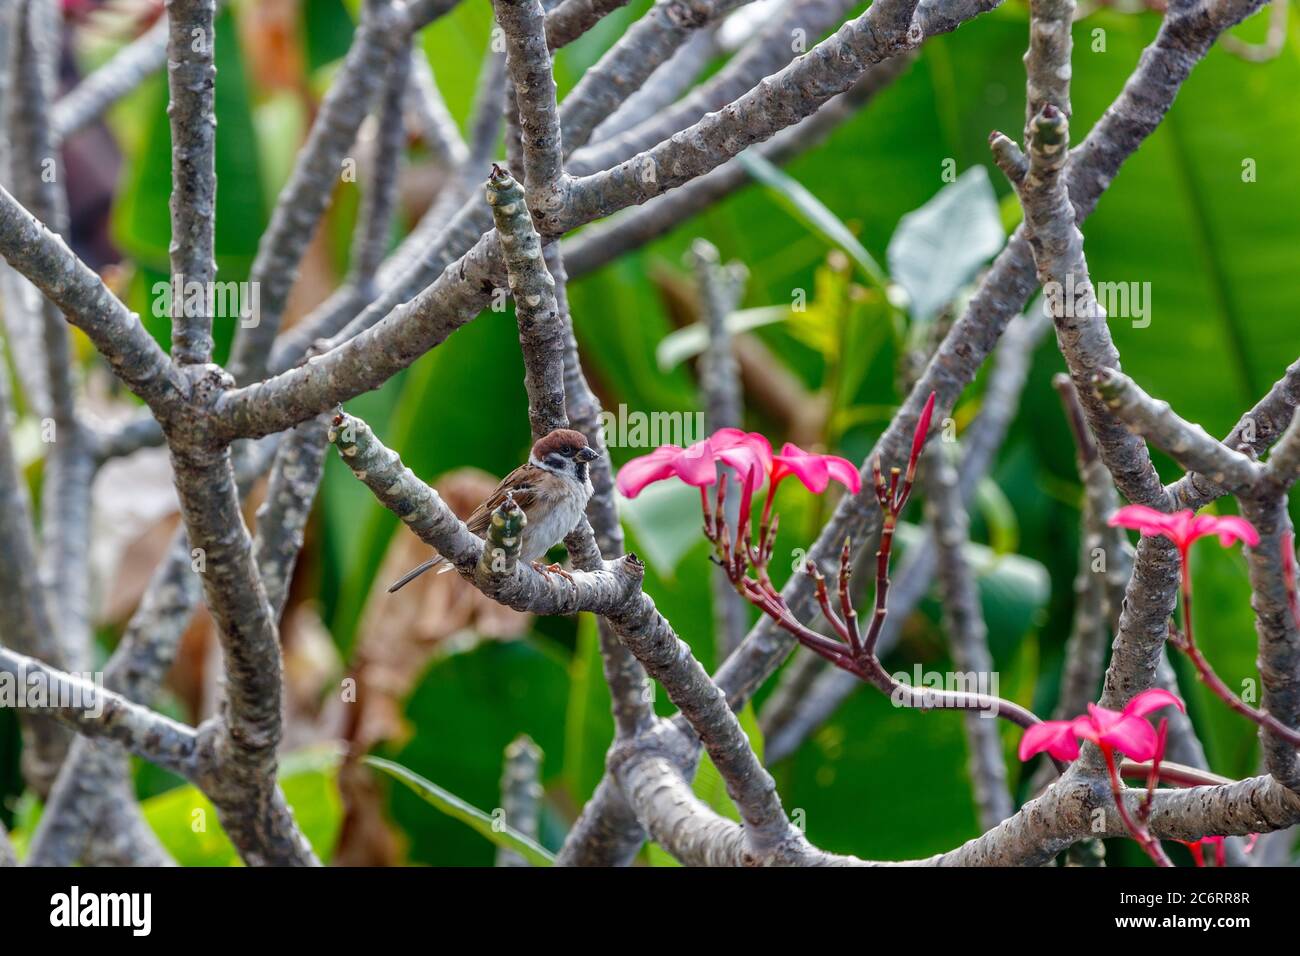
[[464, 463, 541, 537]]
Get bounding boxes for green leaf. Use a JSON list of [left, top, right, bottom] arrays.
[[366, 756, 555, 867], [736, 151, 888, 288], [138, 746, 343, 866], [886, 166, 1004, 323], [385, 640, 569, 865], [300, 0, 356, 72]]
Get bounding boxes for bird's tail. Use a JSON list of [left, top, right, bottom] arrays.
[[387, 555, 449, 593]]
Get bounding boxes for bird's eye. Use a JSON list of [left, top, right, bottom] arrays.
[[562, 445, 574, 456]]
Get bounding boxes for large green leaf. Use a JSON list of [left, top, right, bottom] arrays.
[[886, 166, 1004, 322], [737, 151, 888, 289], [367, 756, 555, 866], [138, 747, 342, 866], [386, 640, 570, 865]]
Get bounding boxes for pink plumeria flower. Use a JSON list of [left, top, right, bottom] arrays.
[[1017, 688, 1185, 763], [616, 440, 719, 497], [769, 443, 862, 497], [1107, 505, 1259, 560], [615, 429, 772, 499], [711, 428, 773, 495]]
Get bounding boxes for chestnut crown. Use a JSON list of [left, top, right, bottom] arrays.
[[531, 428, 598, 464]]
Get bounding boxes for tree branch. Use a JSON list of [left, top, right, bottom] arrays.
[[166, 0, 218, 365]]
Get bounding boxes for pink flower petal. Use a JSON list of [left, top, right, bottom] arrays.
[[771, 443, 861, 496], [909, 391, 937, 469], [824, 455, 863, 495], [673, 438, 719, 487], [1122, 688, 1186, 719], [616, 447, 684, 498], [1209, 515, 1260, 549], [774, 443, 831, 493], [1097, 715, 1160, 762], [1018, 720, 1081, 762], [1108, 505, 1179, 538]]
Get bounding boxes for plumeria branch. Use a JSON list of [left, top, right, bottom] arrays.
[[166, 0, 218, 366], [692, 239, 751, 662], [1095, 369, 1263, 495], [496, 735, 544, 867], [763, 311, 1049, 764], [620, 399, 1051, 742]]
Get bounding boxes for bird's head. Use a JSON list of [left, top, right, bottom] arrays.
[[531, 428, 599, 480]]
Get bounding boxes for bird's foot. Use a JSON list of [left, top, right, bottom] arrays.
[[531, 560, 576, 585]]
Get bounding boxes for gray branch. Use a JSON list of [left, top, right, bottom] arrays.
[[225, 0, 414, 384], [691, 239, 750, 662], [489, 167, 568, 437], [496, 735, 543, 866], [166, 0, 219, 365], [923, 443, 1014, 829], [1095, 368, 1262, 495]]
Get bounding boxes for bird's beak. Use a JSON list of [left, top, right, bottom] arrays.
[[576, 447, 599, 463]]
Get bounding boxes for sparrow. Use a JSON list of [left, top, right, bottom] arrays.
[[387, 428, 599, 593]]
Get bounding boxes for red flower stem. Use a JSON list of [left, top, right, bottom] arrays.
[[838, 538, 861, 655], [759, 486, 776, 537], [1102, 744, 1173, 867], [862, 513, 896, 658], [809, 563, 851, 645], [744, 580, 859, 668], [1139, 719, 1168, 824], [1176, 558, 1300, 747], [878, 664, 1044, 732]]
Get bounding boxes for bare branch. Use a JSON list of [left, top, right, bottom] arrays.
[[923, 443, 1014, 829], [488, 166, 568, 437], [166, 0, 219, 365], [225, 0, 414, 384], [1094, 369, 1262, 495], [495, 0, 566, 210], [52, 15, 170, 143], [545, 0, 632, 48], [406, 46, 469, 170], [0, 184, 183, 413], [563, 0, 925, 221], [0, 648, 199, 777], [496, 735, 544, 867]]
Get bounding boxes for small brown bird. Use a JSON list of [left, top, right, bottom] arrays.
[[387, 428, 599, 593]]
